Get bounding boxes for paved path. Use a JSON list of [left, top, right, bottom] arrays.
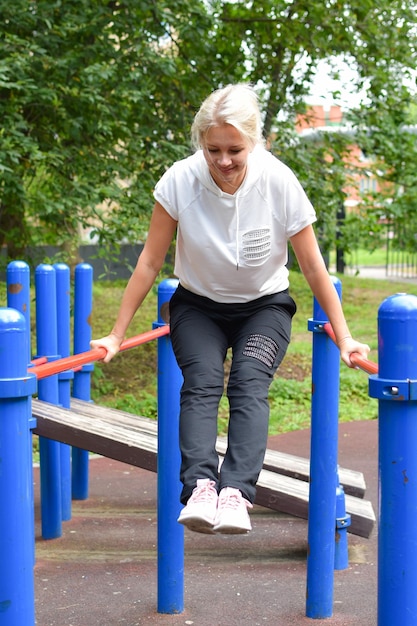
[[34, 419, 378, 625], [332, 265, 417, 283]]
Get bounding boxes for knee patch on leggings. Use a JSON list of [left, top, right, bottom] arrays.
[[242, 333, 279, 368]]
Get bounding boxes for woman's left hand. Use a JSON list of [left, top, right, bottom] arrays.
[[338, 337, 371, 368]]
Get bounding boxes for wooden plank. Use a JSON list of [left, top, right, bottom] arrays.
[[32, 400, 158, 472], [31, 398, 375, 537], [254, 470, 375, 539], [68, 399, 366, 498], [216, 438, 365, 499], [69, 398, 158, 436]]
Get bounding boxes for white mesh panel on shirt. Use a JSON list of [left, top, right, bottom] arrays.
[[242, 228, 271, 265]]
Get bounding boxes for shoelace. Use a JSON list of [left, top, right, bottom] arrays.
[[219, 492, 242, 510], [191, 483, 217, 504], [218, 490, 253, 511]]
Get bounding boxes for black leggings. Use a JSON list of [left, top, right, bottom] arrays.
[[169, 285, 296, 504]]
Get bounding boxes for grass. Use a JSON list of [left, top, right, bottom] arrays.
[[330, 247, 388, 268], [2, 259, 416, 438]]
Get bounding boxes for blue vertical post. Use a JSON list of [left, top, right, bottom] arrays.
[[155, 278, 184, 614], [334, 481, 351, 570], [0, 308, 37, 625], [6, 260, 31, 364], [368, 293, 417, 626], [54, 263, 74, 521], [35, 264, 62, 539], [6, 260, 36, 555], [72, 263, 93, 500], [306, 276, 343, 619]]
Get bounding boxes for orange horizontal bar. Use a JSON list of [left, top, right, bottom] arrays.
[[30, 356, 48, 366], [30, 325, 170, 380], [323, 322, 378, 375]]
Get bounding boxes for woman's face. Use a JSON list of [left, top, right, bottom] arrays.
[[202, 124, 251, 194]]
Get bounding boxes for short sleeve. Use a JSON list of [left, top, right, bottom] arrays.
[[153, 166, 179, 220]]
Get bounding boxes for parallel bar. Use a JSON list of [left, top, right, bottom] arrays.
[[323, 322, 378, 375], [30, 325, 170, 380]]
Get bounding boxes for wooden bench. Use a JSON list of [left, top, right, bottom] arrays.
[[32, 398, 375, 538]]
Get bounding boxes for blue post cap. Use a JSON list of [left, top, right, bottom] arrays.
[[36, 262, 55, 273], [6, 259, 30, 275], [379, 292, 417, 321], [75, 262, 93, 276], [0, 307, 37, 398], [54, 262, 71, 273], [158, 279, 179, 324], [0, 307, 27, 375], [6, 260, 30, 307], [378, 293, 417, 380], [0, 306, 25, 326]]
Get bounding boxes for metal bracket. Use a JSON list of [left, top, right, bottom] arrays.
[[307, 320, 327, 333], [336, 513, 351, 530], [369, 375, 417, 401]]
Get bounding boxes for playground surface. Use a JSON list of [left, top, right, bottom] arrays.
[[34, 418, 378, 626]]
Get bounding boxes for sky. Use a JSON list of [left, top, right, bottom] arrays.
[[305, 58, 367, 110], [306, 57, 417, 111]]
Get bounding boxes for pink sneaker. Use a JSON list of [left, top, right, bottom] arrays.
[[177, 479, 218, 534], [213, 487, 253, 534]]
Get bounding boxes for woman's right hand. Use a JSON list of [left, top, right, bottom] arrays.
[[90, 332, 124, 364]]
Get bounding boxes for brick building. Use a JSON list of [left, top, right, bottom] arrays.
[[295, 105, 380, 208]]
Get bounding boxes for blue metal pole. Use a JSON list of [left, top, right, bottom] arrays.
[[72, 263, 93, 500], [334, 481, 351, 571], [368, 293, 417, 626], [155, 278, 184, 614], [54, 263, 74, 521], [0, 307, 37, 625], [306, 276, 343, 619], [35, 264, 62, 539], [6, 260, 36, 557], [6, 260, 31, 364]]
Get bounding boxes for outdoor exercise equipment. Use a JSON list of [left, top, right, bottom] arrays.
[[1, 261, 415, 625], [30, 325, 170, 380], [370, 293, 417, 625], [323, 322, 378, 375]]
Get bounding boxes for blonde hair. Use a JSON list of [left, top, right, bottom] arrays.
[[191, 84, 264, 150]]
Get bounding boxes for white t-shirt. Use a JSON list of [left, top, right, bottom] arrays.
[[153, 144, 316, 303]]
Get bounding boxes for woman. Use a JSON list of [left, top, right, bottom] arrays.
[[91, 84, 370, 535]]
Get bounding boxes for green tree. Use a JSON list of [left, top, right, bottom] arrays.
[[348, 86, 417, 256], [1, 0, 416, 264], [214, 1, 417, 256], [0, 0, 231, 260]]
